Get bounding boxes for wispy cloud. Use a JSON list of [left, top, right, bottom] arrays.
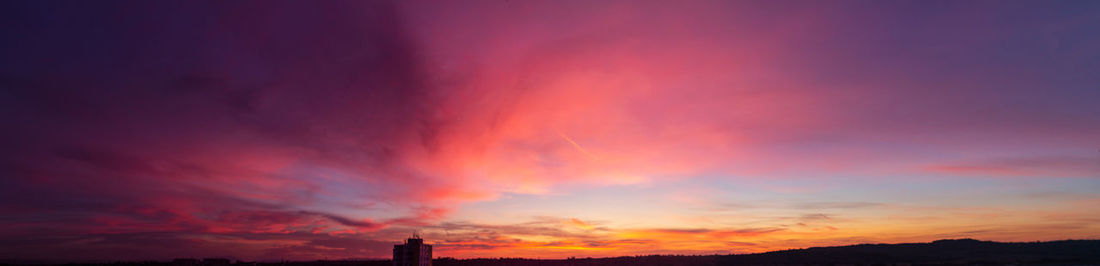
[[925, 156, 1100, 177]]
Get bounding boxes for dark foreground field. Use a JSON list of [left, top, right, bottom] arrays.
[[10, 239, 1100, 266]]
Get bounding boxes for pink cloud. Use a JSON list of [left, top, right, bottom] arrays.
[[925, 156, 1099, 177]]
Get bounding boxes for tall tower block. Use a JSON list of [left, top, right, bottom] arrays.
[[393, 236, 432, 266]]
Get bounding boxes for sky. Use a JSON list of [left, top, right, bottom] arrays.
[[1, 0, 1099, 262]]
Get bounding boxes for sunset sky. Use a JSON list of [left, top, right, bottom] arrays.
[[2, 0, 1099, 262]]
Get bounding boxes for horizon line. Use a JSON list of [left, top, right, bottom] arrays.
[[9, 238, 1100, 264]]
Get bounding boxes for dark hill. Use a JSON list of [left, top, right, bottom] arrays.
[[719, 238, 1100, 265]]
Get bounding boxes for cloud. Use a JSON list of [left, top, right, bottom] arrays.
[[799, 213, 832, 221], [302, 212, 385, 231], [0, 0, 461, 260], [377, 217, 792, 257], [792, 202, 885, 210], [925, 156, 1100, 177], [721, 202, 884, 210], [622, 228, 786, 239]]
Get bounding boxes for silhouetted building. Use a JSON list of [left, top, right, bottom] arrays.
[[393, 236, 432, 266]]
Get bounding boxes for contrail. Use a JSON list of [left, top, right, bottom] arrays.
[[557, 130, 599, 161]]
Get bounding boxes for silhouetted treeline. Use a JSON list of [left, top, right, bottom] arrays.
[[9, 239, 1100, 266]]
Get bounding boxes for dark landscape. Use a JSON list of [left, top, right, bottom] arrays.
[[13, 239, 1100, 266]]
